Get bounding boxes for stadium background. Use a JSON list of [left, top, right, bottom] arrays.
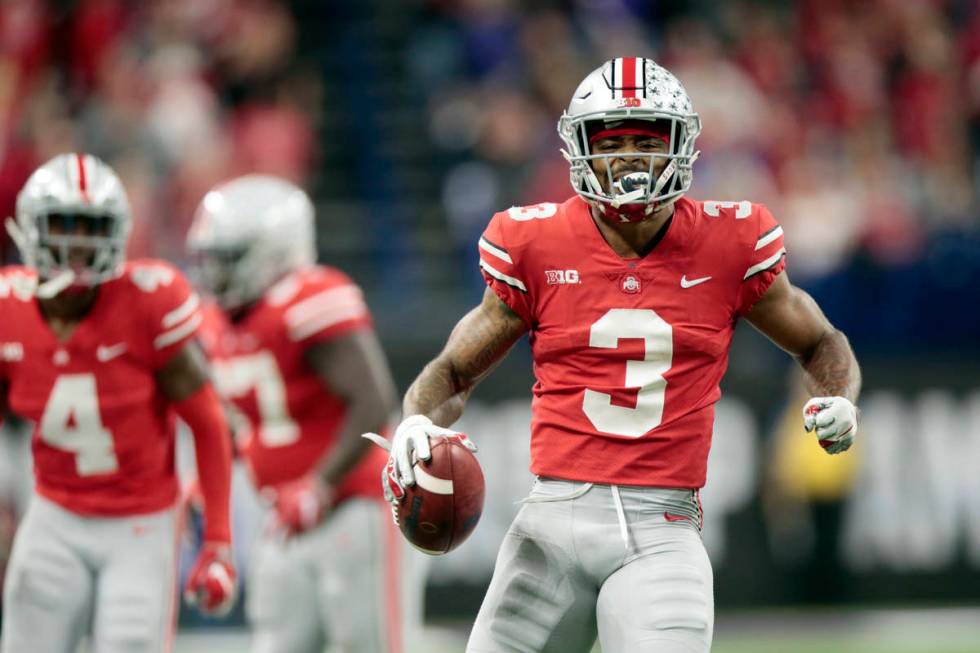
[[0, 0, 979, 651]]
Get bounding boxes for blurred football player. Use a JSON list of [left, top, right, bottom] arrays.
[[374, 58, 862, 652], [187, 175, 418, 653], [0, 153, 237, 653]]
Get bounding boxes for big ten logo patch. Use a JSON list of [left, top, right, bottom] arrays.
[[545, 269, 580, 285]]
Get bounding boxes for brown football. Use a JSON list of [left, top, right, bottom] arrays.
[[396, 437, 485, 555]]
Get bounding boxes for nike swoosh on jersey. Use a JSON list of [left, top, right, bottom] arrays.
[[680, 275, 712, 288], [96, 342, 128, 362]]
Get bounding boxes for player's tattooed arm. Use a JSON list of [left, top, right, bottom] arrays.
[[745, 271, 861, 402], [404, 287, 528, 427]]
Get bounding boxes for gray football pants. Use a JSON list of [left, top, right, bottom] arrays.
[[1, 495, 179, 653], [467, 478, 714, 653], [247, 497, 426, 653]]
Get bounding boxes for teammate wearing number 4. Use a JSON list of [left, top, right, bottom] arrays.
[[372, 58, 861, 652], [0, 153, 236, 653], [188, 175, 421, 653]]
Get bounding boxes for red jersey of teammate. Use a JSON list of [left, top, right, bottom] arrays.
[[0, 260, 203, 515], [199, 266, 386, 502], [479, 196, 786, 488]]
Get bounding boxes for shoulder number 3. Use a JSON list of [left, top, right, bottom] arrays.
[[507, 203, 557, 221], [582, 309, 673, 437]]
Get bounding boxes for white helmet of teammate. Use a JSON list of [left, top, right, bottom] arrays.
[[6, 152, 131, 297], [557, 57, 701, 220], [187, 174, 316, 310]]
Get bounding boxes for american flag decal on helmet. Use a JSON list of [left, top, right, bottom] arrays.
[[608, 57, 646, 99]]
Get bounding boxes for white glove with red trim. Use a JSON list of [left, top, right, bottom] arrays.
[[363, 414, 478, 505], [184, 542, 238, 617], [803, 396, 858, 455]]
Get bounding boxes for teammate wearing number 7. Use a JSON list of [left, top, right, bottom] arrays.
[[0, 154, 237, 653], [372, 58, 861, 653], [187, 175, 421, 653]]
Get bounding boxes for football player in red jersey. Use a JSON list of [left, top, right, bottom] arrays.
[[0, 153, 237, 653], [187, 175, 420, 653], [373, 58, 862, 652]]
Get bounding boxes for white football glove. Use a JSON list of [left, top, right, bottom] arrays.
[[803, 396, 858, 455], [363, 415, 477, 504]]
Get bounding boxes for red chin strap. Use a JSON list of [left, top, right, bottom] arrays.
[[597, 201, 656, 223]]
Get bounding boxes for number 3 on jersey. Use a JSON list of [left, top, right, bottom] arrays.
[[582, 309, 673, 437], [40, 374, 118, 475], [507, 203, 557, 221]]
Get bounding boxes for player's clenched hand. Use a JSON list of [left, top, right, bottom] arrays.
[[184, 542, 238, 617], [803, 396, 858, 454], [270, 477, 335, 537], [363, 415, 477, 502]]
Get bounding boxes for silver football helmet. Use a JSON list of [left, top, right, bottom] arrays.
[[6, 153, 131, 297], [187, 174, 316, 310], [557, 57, 701, 221]]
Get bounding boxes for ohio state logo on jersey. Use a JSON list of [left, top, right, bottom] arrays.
[[620, 273, 641, 294]]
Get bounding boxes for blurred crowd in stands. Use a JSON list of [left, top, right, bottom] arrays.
[[0, 0, 319, 264], [414, 0, 980, 351], [0, 0, 977, 351]]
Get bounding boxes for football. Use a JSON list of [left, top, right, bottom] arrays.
[[396, 436, 485, 555]]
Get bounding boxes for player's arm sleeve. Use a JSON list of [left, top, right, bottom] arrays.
[[283, 274, 373, 345], [145, 265, 204, 369], [174, 383, 233, 544], [478, 213, 533, 326], [736, 204, 787, 316]]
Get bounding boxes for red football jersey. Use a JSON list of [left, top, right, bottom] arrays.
[[199, 266, 386, 502], [0, 260, 203, 515], [479, 196, 786, 488]]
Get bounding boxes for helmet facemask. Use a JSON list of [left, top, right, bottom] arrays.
[[40, 211, 126, 279], [190, 235, 305, 312], [559, 111, 701, 222], [191, 245, 250, 311], [7, 153, 132, 298]]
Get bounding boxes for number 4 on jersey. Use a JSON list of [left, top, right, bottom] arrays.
[[40, 374, 118, 476]]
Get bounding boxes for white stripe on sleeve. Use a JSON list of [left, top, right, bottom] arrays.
[[154, 311, 202, 350], [284, 286, 364, 329], [479, 259, 527, 292], [754, 226, 784, 251], [743, 247, 786, 280], [288, 304, 369, 342], [478, 237, 512, 264], [162, 293, 200, 328]]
